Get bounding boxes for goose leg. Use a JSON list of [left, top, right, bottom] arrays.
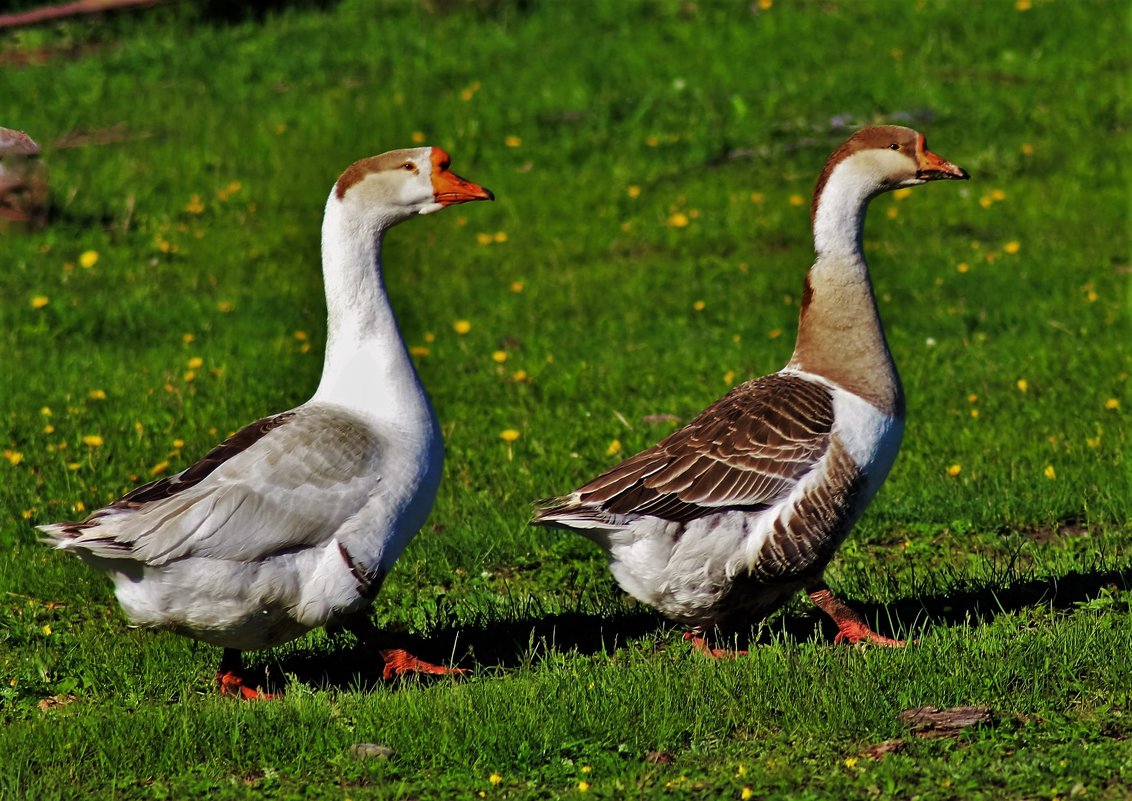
[[683, 631, 748, 659], [216, 648, 279, 699], [806, 582, 904, 647], [344, 616, 467, 680]]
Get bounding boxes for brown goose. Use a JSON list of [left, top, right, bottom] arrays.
[[533, 126, 968, 652], [40, 148, 493, 697]]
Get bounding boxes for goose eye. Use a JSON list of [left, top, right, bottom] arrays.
[[401, 162, 416, 171], [888, 143, 900, 151]]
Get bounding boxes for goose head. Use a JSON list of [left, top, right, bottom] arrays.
[[332, 146, 494, 227], [813, 125, 968, 207], [810, 126, 968, 258]]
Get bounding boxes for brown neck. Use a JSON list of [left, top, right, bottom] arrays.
[[787, 256, 903, 416]]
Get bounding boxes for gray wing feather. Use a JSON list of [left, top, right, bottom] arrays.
[[41, 405, 382, 565]]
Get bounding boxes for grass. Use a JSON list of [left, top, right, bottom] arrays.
[[1, 0, 1129, 797]]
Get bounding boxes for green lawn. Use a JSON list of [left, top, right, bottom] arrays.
[[1, 0, 1129, 798]]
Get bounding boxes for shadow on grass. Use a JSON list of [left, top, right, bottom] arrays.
[[267, 566, 1130, 692]]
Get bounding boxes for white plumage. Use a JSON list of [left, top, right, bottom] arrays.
[[41, 147, 493, 696]]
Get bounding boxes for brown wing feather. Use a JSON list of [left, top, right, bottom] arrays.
[[538, 373, 834, 525]]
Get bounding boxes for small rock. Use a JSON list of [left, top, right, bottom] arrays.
[[899, 705, 994, 738], [860, 739, 906, 760], [349, 743, 394, 760]]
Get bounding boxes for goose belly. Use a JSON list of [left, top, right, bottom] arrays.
[[110, 543, 366, 651]]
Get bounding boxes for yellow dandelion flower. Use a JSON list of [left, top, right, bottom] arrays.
[[274, 123, 287, 135], [43, 424, 54, 434], [511, 369, 528, 382], [151, 460, 170, 476], [947, 464, 962, 477], [1016, 379, 1029, 393], [411, 131, 426, 144], [31, 295, 49, 309], [750, 192, 764, 204], [606, 439, 622, 457], [183, 371, 196, 383], [454, 320, 472, 335], [893, 188, 913, 201], [1044, 465, 1056, 480], [968, 394, 978, 403], [577, 781, 590, 793], [67, 462, 81, 471], [667, 212, 689, 228], [645, 135, 660, 147], [409, 345, 430, 357], [183, 333, 195, 344], [970, 409, 980, 418], [627, 185, 641, 199], [844, 757, 859, 768], [768, 328, 782, 339], [693, 300, 706, 312], [1022, 143, 1034, 155], [1086, 288, 1098, 302], [41, 406, 52, 416], [957, 262, 970, 273], [1104, 398, 1120, 410], [580, 765, 591, 774], [3, 450, 23, 466], [172, 439, 185, 449], [476, 232, 494, 245], [82, 435, 104, 448], [979, 196, 993, 209], [424, 331, 436, 343], [886, 206, 899, 219], [788, 194, 805, 207], [1086, 436, 1101, 448], [88, 389, 107, 400], [510, 281, 524, 293], [42, 624, 52, 636], [492, 350, 508, 363], [217, 300, 234, 313], [500, 429, 520, 443], [493, 231, 508, 243], [991, 189, 1006, 201], [504, 135, 522, 148], [1003, 241, 1021, 254], [79, 250, 99, 268], [723, 369, 736, 386], [187, 356, 204, 369], [489, 773, 503, 786], [1015, 0, 1031, 9], [741, 789, 754, 801], [293, 330, 308, 341], [184, 195, 205, 214]]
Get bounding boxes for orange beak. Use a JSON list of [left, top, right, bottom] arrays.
[[430, 148, 494, 206], [915, 135, 969, 181]]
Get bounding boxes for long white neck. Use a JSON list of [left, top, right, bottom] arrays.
[[312, 195, 431, 424], [787, 165, 903, 416]]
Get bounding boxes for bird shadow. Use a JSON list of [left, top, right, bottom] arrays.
[[264, 565, 1129, 693]]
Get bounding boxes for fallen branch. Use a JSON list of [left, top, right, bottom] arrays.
[[0, 0, 162, 31]]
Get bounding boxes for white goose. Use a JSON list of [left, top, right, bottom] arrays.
[[41, 147, 493, 697], [533, 126, 968, 652]]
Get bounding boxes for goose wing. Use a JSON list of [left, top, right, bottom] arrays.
[[534, 373, 834, 528], [40, 404, 383, 566]]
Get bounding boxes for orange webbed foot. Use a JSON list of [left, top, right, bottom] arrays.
[[378, 648, 467, 681], [683, 631, 749, 659]]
